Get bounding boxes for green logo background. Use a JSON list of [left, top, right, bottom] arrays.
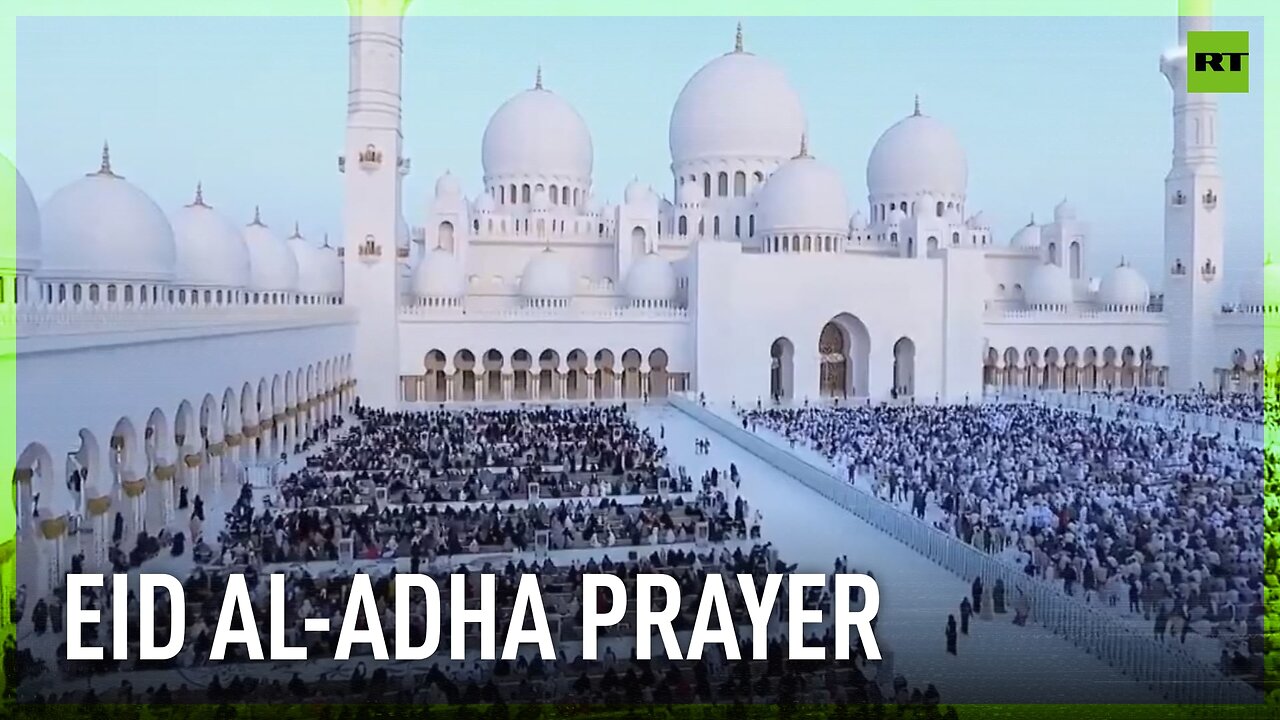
[[1187, 30, 1250, 93]]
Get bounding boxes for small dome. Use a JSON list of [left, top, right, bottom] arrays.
[[669, 29, 806, 166], [482, 74, 593, 183], [1010, 219, 1041, 249], [519, 248, 574, 300], [435, 171, 461, 199], [39, 144, 175, 282], [1025, 262, 1073, 308], [625, 252, 677, 304], [474, 193, 496, 214], [966, 211, 987, 228], [756, 143, 849, 235], [1, 155, 40, 272], [867, 100, 967, 201], [170, 184, 250, 288], [624, 178, 655, 206], [242, 208, 299, 292], [413, 247, 465, 299], [318, 236, 343, 295], [849, 210, 865, 231], [1054, 197, 1077, 222], [285, 224, 327, 295], [1097, 260, 1150, 310]]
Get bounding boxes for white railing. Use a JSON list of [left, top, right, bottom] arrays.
[[1, 303, 356, 338], [1007, 390, 1265, 444], [399, 305, 689, 321], [670, 396, 1262, 706], [985, 308, 1165, 322]]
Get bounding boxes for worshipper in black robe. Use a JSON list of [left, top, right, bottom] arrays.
[[49, 597, 63, 634], [971, 576, 983, 615], [959, 597, 972, 635], [945, 615, 958, 655], [171, 531, 186, 557], [32, 599, 48, 635], [113, 512, 124, 544], [178, 486, 189, 510], [993, 579, 1006, 614], [192, 495, 205, 522], [1154, 605, 1169, 641]]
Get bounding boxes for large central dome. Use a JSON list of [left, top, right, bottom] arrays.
[[866, 101, 968, 201], [669, 30, 806, 167], [481, 72, 593, 184]]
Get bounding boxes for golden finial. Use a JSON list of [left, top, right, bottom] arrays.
[[290, 221, 302, 239], [734, 22, 744, 53], [913, 95, 921, 117], [322, 232, 330, 249], [1119, 255, 1127, 267], [249, 205, 264, 227], [88, 140, 121, 177], [535, 65, 543, 90], [1028, 212, 1035, 226], [187, 181, 208, 208], [794, 133, 810, 159]]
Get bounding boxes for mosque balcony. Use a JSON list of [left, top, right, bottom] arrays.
[[983, 307, 1167, 325], [357, 144, 383, 170], [399, 303, 689, 323], [4, 302, 356, 354], [398, 157, 411, 175]]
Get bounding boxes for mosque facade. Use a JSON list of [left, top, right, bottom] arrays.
[[1, 8, 1267, 590]]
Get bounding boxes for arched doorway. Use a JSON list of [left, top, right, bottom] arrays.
[[511, 349, 533, 400], [566, 349, 589, 400], [454, 350, 477, 401], [770, 337, 795, 403], [594, 349, 616, 399], [424, 350, 447, 402], [621, 349, 643, 398], [818, 314, 870, 398], [648, 349, 670, 398], [482, 349, 504, 401], [538, 349, 561, 400], [892, 337, 916, 396]]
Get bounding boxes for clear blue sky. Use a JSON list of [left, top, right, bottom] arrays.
[[14, 14, 1264, 290]]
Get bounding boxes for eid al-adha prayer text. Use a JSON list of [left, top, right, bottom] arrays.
[[65, 572, 880, 662]]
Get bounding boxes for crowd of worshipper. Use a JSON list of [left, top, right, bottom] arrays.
[[739, 402, 1267, 687], [1081, 388, 1264, 425]]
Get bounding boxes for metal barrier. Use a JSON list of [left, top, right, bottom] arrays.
[[670, 396, 1262, 705]]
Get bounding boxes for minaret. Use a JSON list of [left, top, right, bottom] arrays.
[[1159, 0, 1222, 390], [342, 0, 411, 408]]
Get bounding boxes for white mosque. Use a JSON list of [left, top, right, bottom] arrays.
[[0, 9, 1266, 593]]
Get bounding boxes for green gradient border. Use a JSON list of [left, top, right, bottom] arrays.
[[1, 0, 1277, 714]]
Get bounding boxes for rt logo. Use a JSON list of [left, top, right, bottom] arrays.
[[1187, 31, 1249, 93]]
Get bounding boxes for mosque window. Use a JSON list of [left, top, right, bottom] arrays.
[[216, 290, 223, 305], [510, 184, 517, 204], [89, 285, 100, 304], [782, 236, 789, 252], [562, 186, 570, 205], [522, 184, 531, 203], [718, 172, 729, 197], [178, 289, 186, 305], [735, 216, 741, 237], [140, 285, 148, 304], [698, 218, 705, 236], [927, 237, 939, 253], [749, 214, 755, 236], [549, 184, 559, 204], [752, 170, 764, 187], [678, 216, 687, 236], [703, 173, 712, 198], [73, 285, 83, 304], [734, 171, 746, 197], [713, 216, 721, 236], [124, 286, 134, 304], [951, 232, 959, 245], [472, 219, 480, 232], [498, 186, 505, 204], [1172, 190, 1186, 206], [937, 201, 945, 217], [599, 223, 605, 234], [1171, 259, 1186, 275], [997, 284, 1006, 296], [890, 232, 898, 245]]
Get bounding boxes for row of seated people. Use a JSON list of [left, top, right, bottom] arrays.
[[739, 402, 1267, 686]]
